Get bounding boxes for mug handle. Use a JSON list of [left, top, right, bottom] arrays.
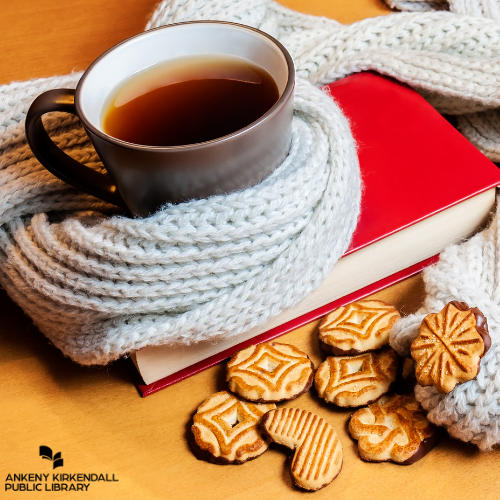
[[25, 88, 126, 208]]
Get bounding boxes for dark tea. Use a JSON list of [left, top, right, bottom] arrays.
[[102, 55, 279, 147]]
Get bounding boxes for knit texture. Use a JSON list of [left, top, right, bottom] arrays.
[[387, 0, 500, 451], [387, 0, 500, 21], [390, 205, 500, 450], [385, 0, 500, 159], [0, 76, 360, 364], [386, 0, 448, 12], [2, 1, 500, 384]]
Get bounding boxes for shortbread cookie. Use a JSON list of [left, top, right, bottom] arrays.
[[319, 300, 401, 355], [190, 391, 275, 464], [411, 301, 491, 393], [226, 342, 314, 402], [349, 393, 438, 464], [262, 408, 343, 491], [314, 348, 399, 407]]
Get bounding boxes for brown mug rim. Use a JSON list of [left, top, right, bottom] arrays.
[[74, 20, 295, 152]]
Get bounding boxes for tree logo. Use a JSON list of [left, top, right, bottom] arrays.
[[39, 446, 64, 469]]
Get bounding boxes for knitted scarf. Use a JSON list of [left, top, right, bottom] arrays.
[[387, 0, 500, 451], [388, 0, 500, 23], [2, 0, 500, 448]]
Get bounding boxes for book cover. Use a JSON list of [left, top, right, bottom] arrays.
[[134, 72, 500, 396]]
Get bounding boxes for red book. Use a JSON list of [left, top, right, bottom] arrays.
[[132, 72, 500, 396]]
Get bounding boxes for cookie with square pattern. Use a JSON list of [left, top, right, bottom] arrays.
[[314, 347, 399, 407], [226, 342, 314, 402], [319, 300, 401, 355]]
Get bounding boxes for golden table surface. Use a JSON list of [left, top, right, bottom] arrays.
[[1, 1, 499, 499]]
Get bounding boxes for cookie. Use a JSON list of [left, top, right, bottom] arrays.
[[190, 391, 275, 464], [226, 342, 314, 402], [314, 347, 399, 407], [349, 393, 438, 464], [411, 301, 491, 393], [319, 300, 401, 355], [261, 408, 343, 491]]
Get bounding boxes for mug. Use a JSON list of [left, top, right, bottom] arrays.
[[25, 21, 295, 217]]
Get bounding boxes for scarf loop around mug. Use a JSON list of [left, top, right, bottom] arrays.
[[0, 77, 360, 363], [2, 0, 500, 449]]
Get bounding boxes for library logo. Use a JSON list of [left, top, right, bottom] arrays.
[[4, 446, 119, 493], [39, 446, 64, 470]]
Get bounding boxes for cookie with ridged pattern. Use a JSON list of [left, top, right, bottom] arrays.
[[261, 408, 343, 491], [411, 301, 491, 393]]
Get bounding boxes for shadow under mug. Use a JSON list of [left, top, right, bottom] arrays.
[[25, 21, 295, 217]]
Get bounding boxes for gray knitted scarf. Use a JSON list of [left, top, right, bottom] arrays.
[[2, 0, 500, 448]]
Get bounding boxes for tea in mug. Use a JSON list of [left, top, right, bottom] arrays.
[[102, 55, 279, 147]]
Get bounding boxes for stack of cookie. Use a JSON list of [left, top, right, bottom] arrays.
[[315, 300, 401, 408], [314, 300, 441, 465], [190, 342, 343, 491]]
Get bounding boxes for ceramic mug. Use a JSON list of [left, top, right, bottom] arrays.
[[25, 21, 295, 217]]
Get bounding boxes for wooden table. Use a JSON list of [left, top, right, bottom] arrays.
[[1, 1, 499, 499]]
